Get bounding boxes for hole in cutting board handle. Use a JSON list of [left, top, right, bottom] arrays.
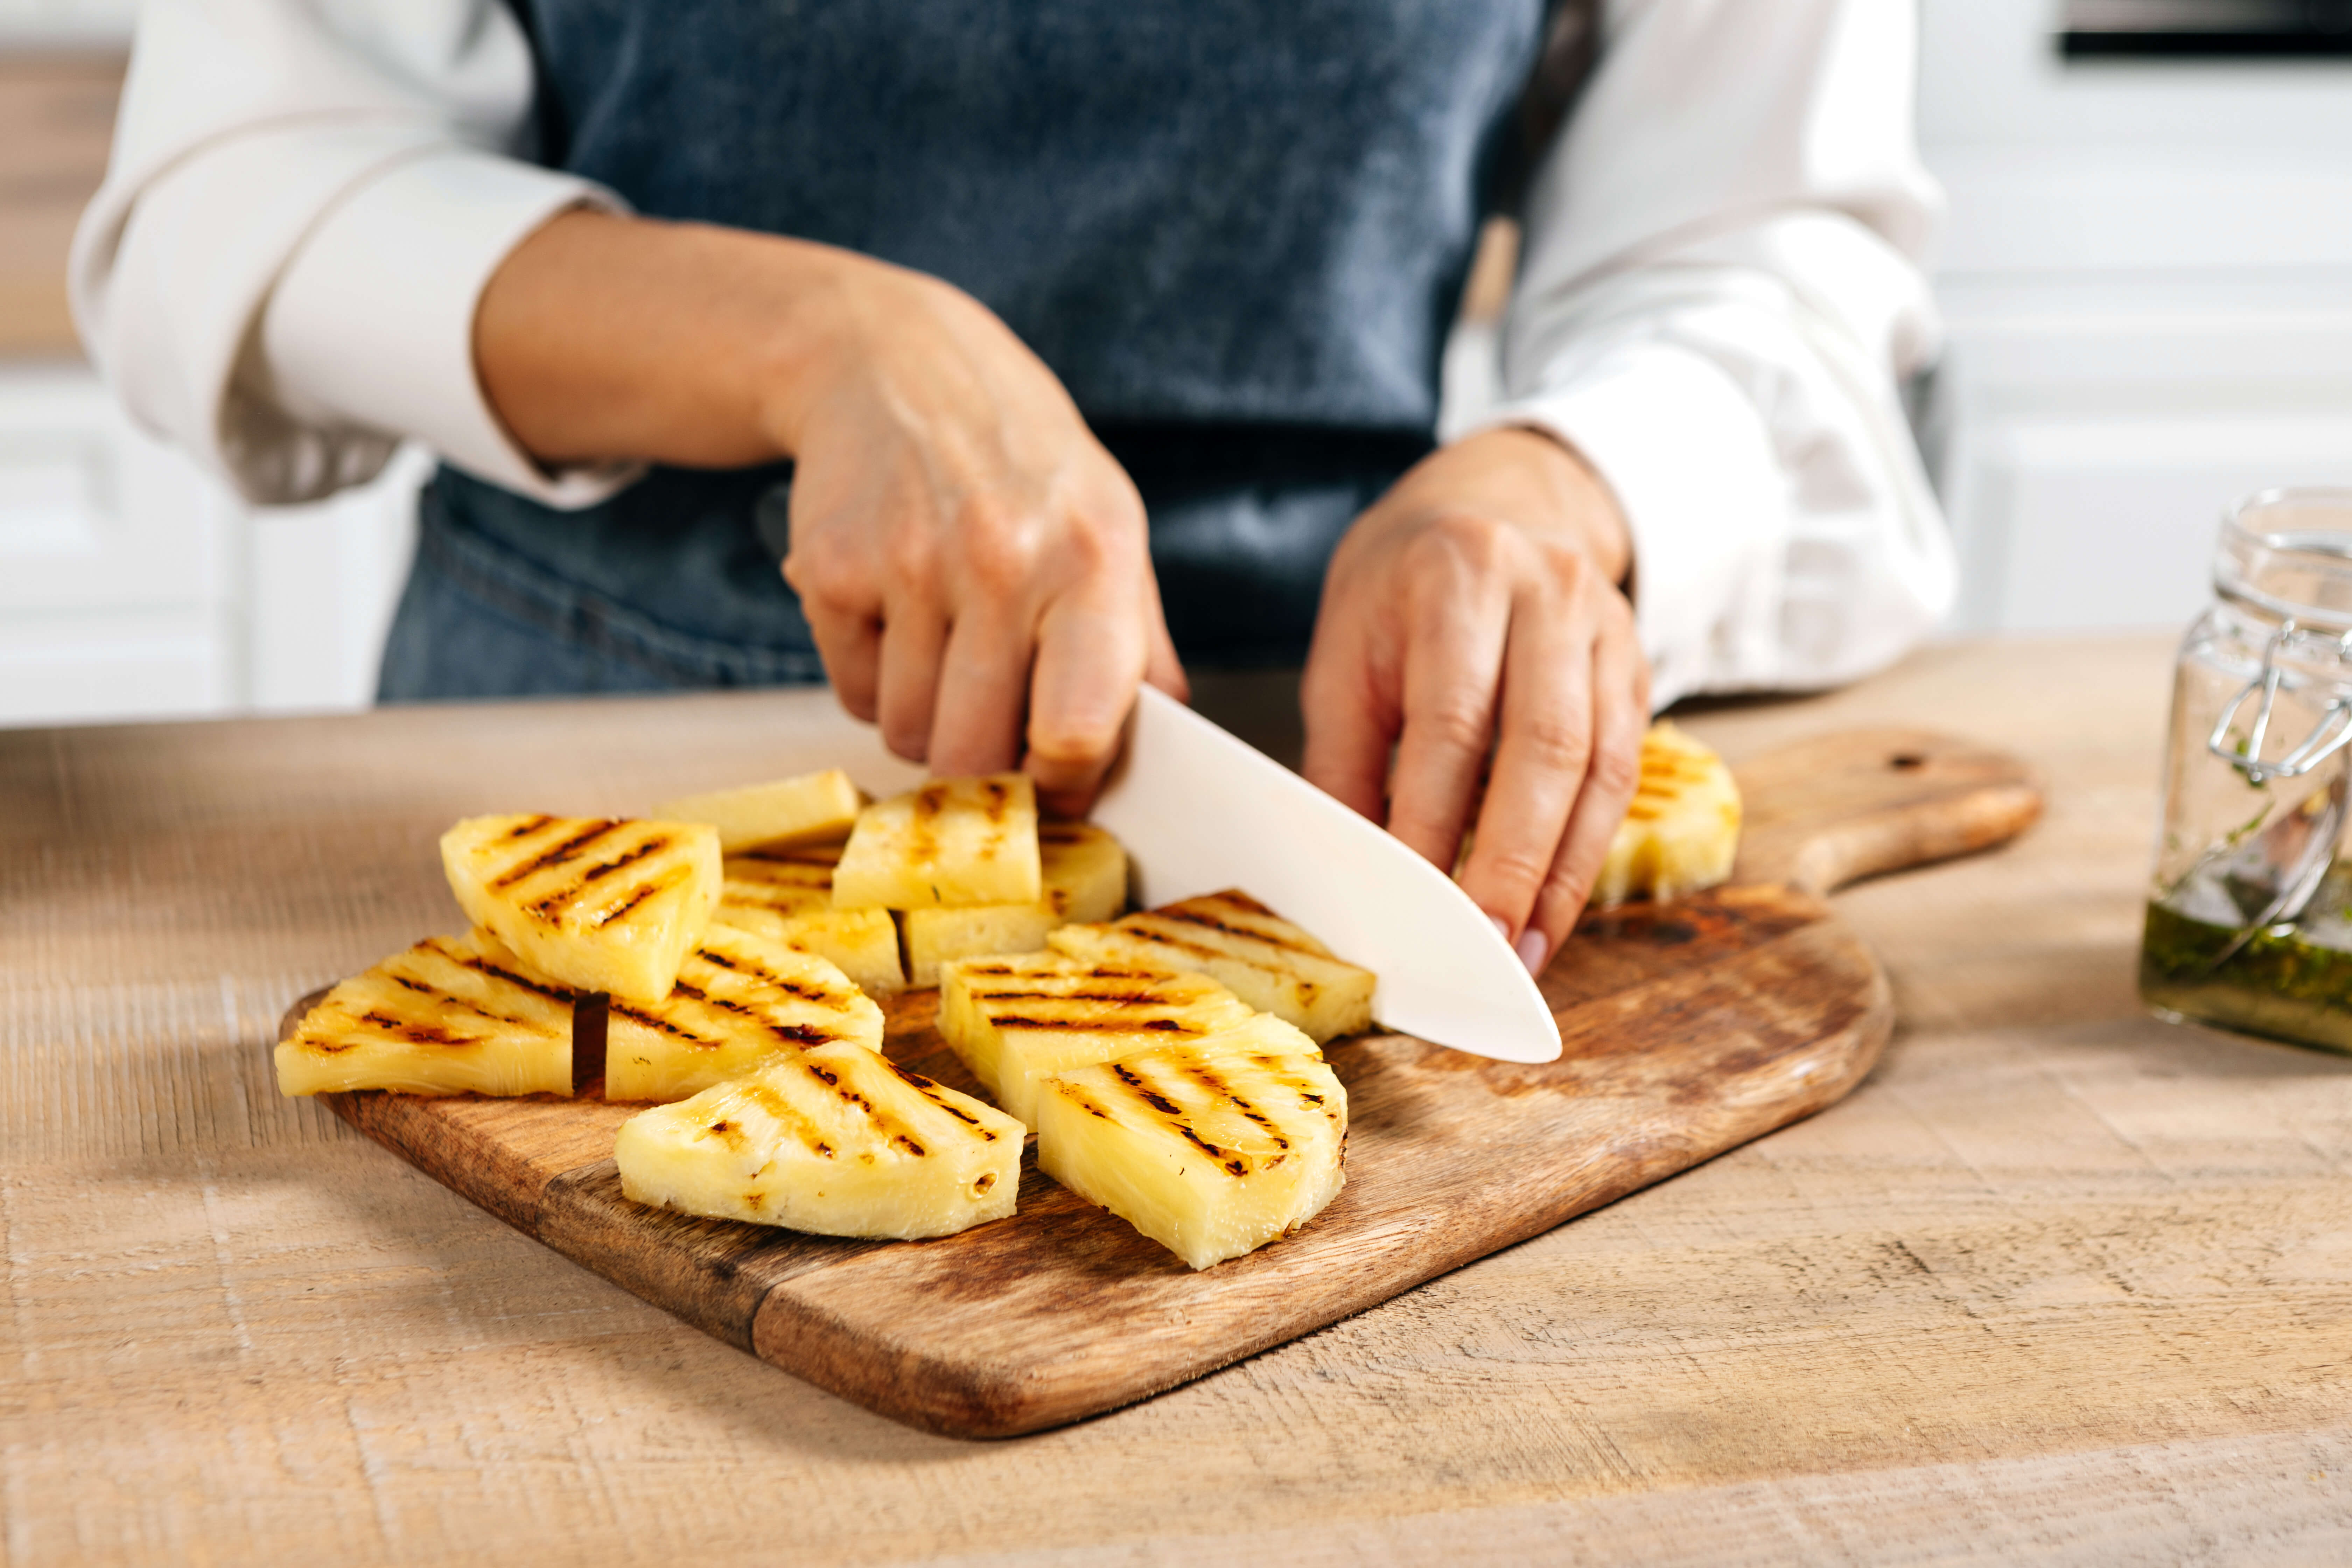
[[1888, 752, 1927, 771]]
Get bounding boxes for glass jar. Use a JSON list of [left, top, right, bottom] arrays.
[[2143, 489, 2352, 1052]]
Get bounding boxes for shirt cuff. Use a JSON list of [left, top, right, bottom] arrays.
[[1470, 345, 1790, 710], [260, 148, 644, 509]]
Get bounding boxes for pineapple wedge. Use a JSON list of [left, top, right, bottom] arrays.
[[1035, 1013, 1347, 1270], [1591, 721, 1742, 907], [902, 820, 1129, 986], [715, 842, 905, 995], [441, 814, 721, 1005], [614, 1042, 1025, 1237], [651, 768, 862, 853], [276, 930, 573, 1097], [1048, 889, 1374, 1043], [832, 774, 1042, 910], [938, 952, 1257, 1126], [605, 923, 884, 1102]]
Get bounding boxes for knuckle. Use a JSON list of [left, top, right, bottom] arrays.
[[1028, 708, 1122, 766], [1412, 511, 1512, 575], [1479, 841, 1558, 902], [957, 498, 1044, 592], [1517, 711, 1592, 775], [1587, 732, 1644, 801], [1415, 698, 1494, 760]]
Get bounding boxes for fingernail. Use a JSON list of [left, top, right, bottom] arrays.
[[1489, 915, 1511, 945], [1515, 927, 1551, 976]]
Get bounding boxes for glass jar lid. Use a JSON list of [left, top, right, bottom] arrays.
[[2218, 488, 2352, 632]]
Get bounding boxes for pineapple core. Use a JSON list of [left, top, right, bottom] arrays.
[[1591, 721, 1742, 907], [605, 923, 884, 1103], [714, 841, 904, 995], [1035, 1014, 1348, 1270], [832, 774, 1042, 910], [1049, 890, 1375, 1044], [903, 820, 1129, 985], [938, 952, 1256, 1127], [614, 1042, 1025, 1237], [276, 930, 574, 1098], [441, 814, 721, 1005], [651, 768, 863, 854]]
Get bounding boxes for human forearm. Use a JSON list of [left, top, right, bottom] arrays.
[[476, 208, 895, 468]]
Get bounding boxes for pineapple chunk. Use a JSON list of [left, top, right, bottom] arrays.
[[715, 842, 904, 994], [902, 821, 1129, 985], [938, 952, 1257, 1126], [614, 1042, 1025, 1237], [441, 814, 720, 1005], [1035, 1014, 1347, 1270], [832, 774, 1042, 910], [1591, 721, 1742, 907], [651, 768, 862, 853], [275, 930, 573, 1097], [605, 923, 884, 1102], [1048, 890, 1374, 1043]]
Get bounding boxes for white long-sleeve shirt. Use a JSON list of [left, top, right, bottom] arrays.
[[70, 0, 1954, 709]]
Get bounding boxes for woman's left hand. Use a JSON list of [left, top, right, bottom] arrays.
[[1300, 427, 1650, 977]]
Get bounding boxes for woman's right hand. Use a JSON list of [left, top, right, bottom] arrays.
[[772, 259, 1185, 810], [475, 209, 1183, 811]]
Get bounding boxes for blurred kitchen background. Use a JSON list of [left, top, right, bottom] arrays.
[[6, 0, 2352, 727]]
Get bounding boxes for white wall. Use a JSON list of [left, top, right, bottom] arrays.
[[1919, 0, 2352, 635]]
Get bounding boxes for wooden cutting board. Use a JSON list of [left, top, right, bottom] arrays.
[[285, 727, 2039, 1439]]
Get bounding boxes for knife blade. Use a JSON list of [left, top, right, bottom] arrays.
[[1088, 687, 1562, 1064]]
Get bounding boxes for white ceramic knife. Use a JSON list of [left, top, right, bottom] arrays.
[[1087, 687, 1562, 1064], [747, 684, 1563, 1064]]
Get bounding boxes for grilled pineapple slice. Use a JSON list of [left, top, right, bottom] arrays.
[[275, 930, 573, 1097], [441, 814, 720, 1004], [832, 774, 1042, 910], [605, 923, 884, 1102], [938, 952, 1257, 1126], [715, 842, 905, 995], [1048, 889, 1374, 1043], [1035, 1014, 1347, 1270], [614, 1042, 1025, 1237], [1591, 721, 1742, 907], [902, 820, 1129, 986], [651, 768, 862, 853]]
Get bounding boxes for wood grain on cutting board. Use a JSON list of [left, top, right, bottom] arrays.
[[297, 727, 2040, 1437]]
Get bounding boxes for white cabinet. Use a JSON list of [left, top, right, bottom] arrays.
[[0, 360, 422, 727]]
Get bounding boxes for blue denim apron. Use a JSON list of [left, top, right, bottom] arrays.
[[380, 0, 1545, 699]]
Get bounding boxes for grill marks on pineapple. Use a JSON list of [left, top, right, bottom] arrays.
[[1624, 750, 1718, 823], [471, 818, 698, 931], [491, 819, 621, 890]]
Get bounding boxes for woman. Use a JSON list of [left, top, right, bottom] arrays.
[[72, 0, 1952, 975]]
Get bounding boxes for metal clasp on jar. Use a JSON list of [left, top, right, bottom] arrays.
[[2208, 617, 2352, 785]]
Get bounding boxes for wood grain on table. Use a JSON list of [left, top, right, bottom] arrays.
[[7, 635, 2352, 1564]]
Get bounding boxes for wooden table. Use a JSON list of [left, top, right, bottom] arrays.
[[7, 634, 2351, 1564]]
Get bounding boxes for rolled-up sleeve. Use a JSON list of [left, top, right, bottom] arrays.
[[1478, 0, 1956, 709], [70, 0, 637, 507]]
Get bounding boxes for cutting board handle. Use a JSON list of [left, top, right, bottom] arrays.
[[1728, 727, 2042, 896]]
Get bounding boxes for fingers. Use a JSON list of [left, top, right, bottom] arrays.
[[1140, 567, 1190, 705], [1456, 566, 1598, 952], [1520, 612, 1649, 972], [874, 601, 950, 763], [1381, 525, 1512, 868], [800, 601, 883, 722], [926, 602, 1032, 778], [1025, 579, 1148, 816], [1300, 620, 1398, 825]]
